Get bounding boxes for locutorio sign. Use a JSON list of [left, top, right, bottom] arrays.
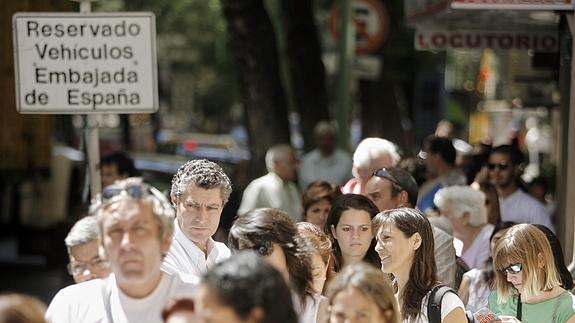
[[12, 12, 158, 114]]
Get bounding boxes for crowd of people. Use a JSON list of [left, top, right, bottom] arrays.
[[2, 120, 572, 323]]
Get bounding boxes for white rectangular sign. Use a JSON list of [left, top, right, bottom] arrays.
[[415, 29, 558, 52], [13, 12, 158, 114], [451, 0, 573, 10]]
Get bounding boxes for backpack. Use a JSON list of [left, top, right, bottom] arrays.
[[427, 285, 475, 323]]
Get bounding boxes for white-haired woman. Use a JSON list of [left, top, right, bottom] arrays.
[[434, 185, 494, 270]]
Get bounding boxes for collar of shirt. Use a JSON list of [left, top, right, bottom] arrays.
[[174, 220, 217, 264]]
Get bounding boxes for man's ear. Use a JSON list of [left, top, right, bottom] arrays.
[[398, 190, 409, 206], [161, 231, 172, 256], [99, 243, 108, 261], [170, 193, 178, 208], [411, 232, 422, 250], [462, 212, 470, 226]]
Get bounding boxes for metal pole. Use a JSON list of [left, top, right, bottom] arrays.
[[335, 0, 354, 151], [78, 0, 101, 199]]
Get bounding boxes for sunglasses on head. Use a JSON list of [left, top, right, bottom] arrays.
[[487, 162, 510, 171], [241, 241, 274, 257], [102, 184, 146, 200], [373, 168, 402, 189], [502, 263, 522, 275]]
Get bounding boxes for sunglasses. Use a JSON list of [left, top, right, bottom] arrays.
[[373, 168, 402, 189], [487, 162, 510, 171], [502, 263, 522, 275], [102, 184, 146, 200], [241, 241, 274, 257]]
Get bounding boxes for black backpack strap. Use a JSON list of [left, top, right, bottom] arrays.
[[427, 285, 455, 323]]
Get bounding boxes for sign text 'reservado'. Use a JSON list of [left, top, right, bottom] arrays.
[[12, 12, 158, 114]]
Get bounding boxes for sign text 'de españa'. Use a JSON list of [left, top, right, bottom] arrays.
[[12, 13, 158, 114], [415, 30, 558, 52]]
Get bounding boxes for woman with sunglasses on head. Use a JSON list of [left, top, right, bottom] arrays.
[[373, 207, 467, 323], [229, 208, 327, 323], [489, 224, 575, 322], [324, 194, 380, 272]]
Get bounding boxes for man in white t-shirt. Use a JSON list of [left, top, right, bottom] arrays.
[[365, 167, 457, 288], [488, 145, 553, 230], [162, 159, 232, 276], [46, 178, 196, 323]]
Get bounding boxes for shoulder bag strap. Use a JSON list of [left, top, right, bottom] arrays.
[[427, 285, 454, 323]]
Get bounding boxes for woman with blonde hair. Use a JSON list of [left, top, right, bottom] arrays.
[[373, 207, 466, 323], [489, 224, 575, 322], [325, 262, 400, 323]]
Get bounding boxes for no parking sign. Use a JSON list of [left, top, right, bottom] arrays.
[[330, 0, 389, 54]]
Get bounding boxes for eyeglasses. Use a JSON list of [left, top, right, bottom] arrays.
[[373, 168, 402, 189], [487, 162, 510, 171], [502, 263, 522, 275], [68, 257, 110, 276]]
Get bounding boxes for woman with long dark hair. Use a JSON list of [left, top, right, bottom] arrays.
[[373, 207, 466, 322], [324, 194, 380, 272]]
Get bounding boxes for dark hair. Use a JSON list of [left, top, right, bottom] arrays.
[[478, 181, 501, 225], [534, 224, 574, 290], [482, 221, 517, 286], [490, 145, 524, 166], [426, 136, 456, 166], [379, 167, 419, 207], [228, 208, 314, 304], [161, 297, 195, 322], [302, 181, 342, 221], [324, 194, 380, 271], [101, 152, 138, 177], [372, 208, 436, 321], [171, 159, 232, 204], [199, 253, 297, 323]]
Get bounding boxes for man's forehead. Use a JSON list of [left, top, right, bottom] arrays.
[[102, 199, 153, 222], [489, 152, 512, 162], [367, 176, 392, 192], [181, 185, 223, 203]]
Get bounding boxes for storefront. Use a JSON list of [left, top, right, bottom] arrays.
[[405, 0, 575, 269]]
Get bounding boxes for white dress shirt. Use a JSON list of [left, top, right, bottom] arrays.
[[162, 220, 231, 277]]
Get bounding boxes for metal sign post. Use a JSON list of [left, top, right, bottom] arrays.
[[79, 0, 101, 199]]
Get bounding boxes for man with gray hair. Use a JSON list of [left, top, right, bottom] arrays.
[[162, 159, 233, 277], [298, 121, 352, 190], [46, 178, 196, 323], [238, 144, 302, 220], [65, 216, 111, 283], [342, 137, 401, 195]]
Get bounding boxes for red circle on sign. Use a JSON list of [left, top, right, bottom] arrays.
[[330, 0, 389, 54]]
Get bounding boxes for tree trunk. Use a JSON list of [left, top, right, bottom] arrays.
[[359, 75, 405, 147], [279, 0, 329, 152], [221, 0, 291, 177]]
